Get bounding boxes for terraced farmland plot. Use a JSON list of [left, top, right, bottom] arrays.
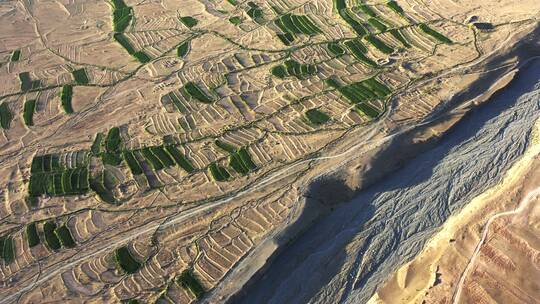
[[0, 0, 510, 302]]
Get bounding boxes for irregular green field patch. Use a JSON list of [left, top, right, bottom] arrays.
[[115, 246, 141, 274], [123, 151, 143, 175], [387, 1, 405, 16], [0, 102, 12, 129], [271, 60, 317, 80], [365, 35, 394, 54], [114, 33, 136, 54], [246, 2, 264, 23], [26, 222, 40, 247], [72, 68, 89, 85], [151, 146, 175, 167], [133, 51, 151, 63], [111, 0, 133, 32], [182, 82, 214, 103], [141, 147, 164, 170], [209, 162, 230, 181], [164, 145, 195, 173], [23, 99, 36, 126], [180, 16, 198, 28], [419, 23, 452, 44], [355, 103, 380, 118], [11, 50, 21, 62], [19, 72, 39, 92], [91, 133, 103, 155], [90, 173, 116, 204], [389, 29, 411, 48], [1, 236, 14, 264], [229, 16, 242, 25], [61, 85, 73, 114], [327, 42, 346, 57], [178, 270, 205, 299], [177, 40, 190, 58], [275, 14, 321, 36], [215, 139, 237, 153], [305, 109, 330, 125], [367, 18, 387, 32], [54, 225, 76, 248], [106, 127, 122, 153], [43, 221, 61, 250], [344, 39, 377, 67]]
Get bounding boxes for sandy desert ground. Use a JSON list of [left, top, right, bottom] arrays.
[[0, 0, 539, 303]]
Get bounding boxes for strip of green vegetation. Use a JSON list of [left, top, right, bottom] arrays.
[[141, 147, 164, 170], [246, 2, 264, 24], [102, 152, 123, 166], [91, 133, 103, 155], [113, 33, 136, 54], [365, 35, 394, 54], [23, 99, 36, 126], [333, 0, 367, 36], [72, 68, 89, 85], [367, 18, 387, 32], [11, 50, 21, 62], [354, 103, 380, 118], [31, 154, 62, 173], [229, 16, 242, 25], [178, 270, 205, 299], [115, 246, 141, 274], [61, 85, 74, 114], [387, 1, 405, 16], [275, 14, 321, 36], [359, 5, 376, 17], [26, 222, 40, 247], [180, 16, 198, 28], [90, 173, 116, 204], [389, 29, 411, 48], [277, 32, 295, 46], [164, 145, 195, 173], [229, 147, 256, 175], [1, 236, 14, 264], [419, 24, 452, 44], [177, 40, 190, 58], [19, 72, 39, 92], [106, 127, 122, 153], [305, 109, 330, 125], [123, 151, 143, 175], [0, 102, 12, 129], [54, 225, 76, 248], [271, 59, 317, 80], [215, 139, 237, 153], [344, 39, 377, 67], [133, 51, 151, 63], [111, 0, 133, 32], [227, 0, 237, 5], [182, 82, 214, 103], [151, 146, 175, 167], [326, 77, 391, 119], [43, 221, 61, 250], [327, 42, 345, 57], [209, 162, 230, 181]]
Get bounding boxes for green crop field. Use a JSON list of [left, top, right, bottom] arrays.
[[61, 85, 74, 114], [209, 162, 231, 181], [164, 145, 195, 173], [229, 16, 242, 25], [111, 0, 133, 32], [26, 222, 41, 247], [72, 68, 89, 85], [1, 236, 14, 264], [275, 14, 321, 36], [0, 103, 12, 129], [305, 109, 330, 125], [11, 50, 21, 62], [54, 225, 76, 248], [215, 139, 237, 153], [141, 147, 165, 170], [327, 42, 346, 57], [389, 29, 411, 48], [419, 24, 453, 44], [387, 1, 405, 16], [365, 35, 394, 54], [106, 127, 122, 153], [367, 18, 387, 32], [180, 16, 198, 28], [182, 82, 214, 103], [44, 221, 61, 250], [115, 246, 141, 274], [178, 270, 205, 299], [177, 41, 190, 58], [23, 99, 36, 126], [113, 33, 136, 54], [271, 60, 317, 80], [123, 151, 143, 175]]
